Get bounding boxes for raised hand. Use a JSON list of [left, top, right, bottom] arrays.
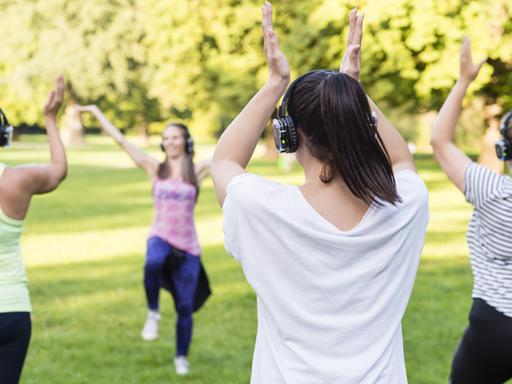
[[262, 1, 290, 86], [460, 36, 486, 84], [75, 104, 121, 140], [340, 8, 364, 81], [43, 76, 65, 119], [75, 104, 100, 114]]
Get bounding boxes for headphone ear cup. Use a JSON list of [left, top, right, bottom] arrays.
[[495, 140, 508, 161], [285, 116, 299, 153], [370, 111, 378, 130], [497, 112, 512, 161], [186, 138, 194, 154]]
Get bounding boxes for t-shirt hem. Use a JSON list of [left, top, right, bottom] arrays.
[[472, 293, 512, 318], [0, 303, 32, 313]]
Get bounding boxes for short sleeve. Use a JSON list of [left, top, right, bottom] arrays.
[[394, 169, 429, 209], [222, 173, 275, 261], [464, 162, 505, 209]]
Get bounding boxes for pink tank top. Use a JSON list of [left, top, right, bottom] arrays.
[[148, 178, 201, 256]]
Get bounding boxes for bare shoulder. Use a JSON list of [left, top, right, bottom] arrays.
[[7, 164, 49, 189], [0, 166, 33, 219]]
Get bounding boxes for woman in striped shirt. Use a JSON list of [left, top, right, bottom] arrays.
[[431, 38, 512, 384]]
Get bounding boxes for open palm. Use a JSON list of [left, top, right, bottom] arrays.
[[340, 9, 364, 81], [460, 36, 486, 83], [43, 76, 65, 118], [262, 1, 290, 85]]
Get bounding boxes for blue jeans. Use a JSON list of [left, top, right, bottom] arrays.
[[144, 236, 200, 356]]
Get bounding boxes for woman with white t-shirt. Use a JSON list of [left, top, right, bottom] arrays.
[[211, 3, 429, 383], [431, 37, 512, 384]]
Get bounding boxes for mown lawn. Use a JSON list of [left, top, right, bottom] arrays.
[[3, 137, 493, 383]]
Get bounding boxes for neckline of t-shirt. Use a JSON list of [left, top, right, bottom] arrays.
[[292, 185, 374, 235]]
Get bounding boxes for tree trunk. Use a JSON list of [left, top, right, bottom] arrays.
[[62, 100, 85, 146], [138, 120, 150, 146]]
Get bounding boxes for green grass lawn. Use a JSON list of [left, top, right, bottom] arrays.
[[1, 137, 492, 383]]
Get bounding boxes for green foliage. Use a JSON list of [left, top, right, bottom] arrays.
[[0, 0, 511, 139]]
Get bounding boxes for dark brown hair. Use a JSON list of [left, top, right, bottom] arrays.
[[157, 123, 199, 198], [287, 70, 400, 206]]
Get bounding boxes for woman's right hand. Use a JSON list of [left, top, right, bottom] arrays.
[[460, 36, 486, 84], [75, 104, 121, 139], [262, 1, 290, 88]]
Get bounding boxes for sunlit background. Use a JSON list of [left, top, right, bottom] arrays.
[[1, 0, 511, 383]]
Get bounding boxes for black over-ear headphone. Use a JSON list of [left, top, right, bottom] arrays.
[[495, 112, 512, 161], [160, 123, 194, 154], [272, 70, 377, 153], [0, 109, 13, 148]]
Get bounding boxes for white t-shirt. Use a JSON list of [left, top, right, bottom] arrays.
[[223, 170, 429, 384]]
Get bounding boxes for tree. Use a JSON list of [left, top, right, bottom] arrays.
[[0, 0, 158, 144]]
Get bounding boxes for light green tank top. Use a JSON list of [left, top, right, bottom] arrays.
[[0, 163, 31, 313]]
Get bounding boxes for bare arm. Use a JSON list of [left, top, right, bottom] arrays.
[[340, 9, 414, 173], [211, 1, 290, 206], [431, 37, 486, 192], [0, 77, 68, 219], [21, 76, 68, 194], [195, 159, 211, 184], [368, 98, 415, 172], [77, 105, 159, 177]]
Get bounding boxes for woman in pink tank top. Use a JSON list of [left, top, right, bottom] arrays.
[[77, 105, 210, 376]]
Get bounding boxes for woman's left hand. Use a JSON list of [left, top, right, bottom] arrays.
[[339, 9, 364, 82], [459, 36, 486, 84], [43, 76, 65, 120], [262, 1, 290, 87]]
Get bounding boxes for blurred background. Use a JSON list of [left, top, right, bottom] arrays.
[[1, 0, 511, 164], [1, 0, 511, 383]]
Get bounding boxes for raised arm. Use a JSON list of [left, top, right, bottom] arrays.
[[195, 159, 211, 184], [341, 9, 415, 173], [211, 1, 290, 205], [77, 105, 159, 177], [18, 76, 68, 194], [0, 77, 68, 219], [430, 37, 486, 191]]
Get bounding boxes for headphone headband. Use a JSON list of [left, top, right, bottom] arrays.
[[495, 111, 512, 161], [277, 69, 335, 118], [0, 109, 13, 148], [500, 112, 512, 138], [273, 70, 376, 154], [0, 109, 9, 126]]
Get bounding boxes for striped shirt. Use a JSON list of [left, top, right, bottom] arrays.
[[464, 162, 512, 317]]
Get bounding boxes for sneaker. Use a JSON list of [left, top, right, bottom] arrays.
[[174, 355, 189, 375], [141, 310, 160, 341]]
